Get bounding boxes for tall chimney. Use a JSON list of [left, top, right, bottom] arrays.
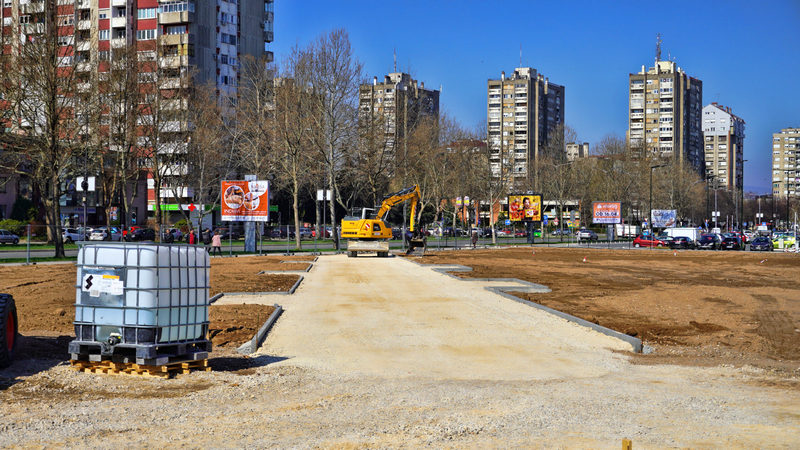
[[373, 76, 377, 85], [501, 71, 505, 81]]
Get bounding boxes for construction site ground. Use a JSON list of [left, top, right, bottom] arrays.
[[1, 248, 798, 447]]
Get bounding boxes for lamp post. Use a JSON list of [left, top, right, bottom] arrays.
[[739, 159, 748, 230], [649, 164, 666, 232]]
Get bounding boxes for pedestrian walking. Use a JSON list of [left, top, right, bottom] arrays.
[[188, 229, 196, 245], [210, 231, 222, 256], [202, 228, 212, 252], [471, 229, 478, 248]]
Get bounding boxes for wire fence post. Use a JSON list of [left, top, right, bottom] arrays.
[[26, 224, 31, 265]]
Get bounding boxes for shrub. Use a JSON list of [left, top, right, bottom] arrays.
[[0, 219, 25, 236]]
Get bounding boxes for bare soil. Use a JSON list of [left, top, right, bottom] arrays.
[[414, 247, 800, 375], [0, 255, 301, 350]]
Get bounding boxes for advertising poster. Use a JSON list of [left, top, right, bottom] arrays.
[[221, 180, 270, 222], [651, 209, 677, 228], [592, 202, 621, 224], [508, 194, 542, 222]]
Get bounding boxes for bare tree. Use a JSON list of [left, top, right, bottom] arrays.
[[272, 49, 318, 250], [137, 40, 193, 239], [0, 2, 81, 257], [305, 29, 363, 249]]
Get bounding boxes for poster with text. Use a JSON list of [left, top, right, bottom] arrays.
[[592, 202, 621, 224], [221, 180, 270, 222], [508, 194, 542, 222]]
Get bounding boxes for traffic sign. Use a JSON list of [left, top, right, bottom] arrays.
[[504, 219, 511, 226]]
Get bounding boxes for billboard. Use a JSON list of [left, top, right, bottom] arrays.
[[508, 194, 542, 222], [651, 209, 677, 228], [592, 202, 622, 224], [221, 180, 270, 222]]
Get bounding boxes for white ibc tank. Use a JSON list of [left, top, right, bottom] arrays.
[[75, 243, 210, 344]]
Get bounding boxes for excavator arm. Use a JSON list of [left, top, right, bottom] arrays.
[[375, 185, 421, 232]]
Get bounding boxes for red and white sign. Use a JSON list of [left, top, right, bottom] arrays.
[[592, 202, 622, 224], [221, 180, 270, 222]]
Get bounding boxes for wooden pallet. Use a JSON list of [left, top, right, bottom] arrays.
[[70, 358, 211, 379]]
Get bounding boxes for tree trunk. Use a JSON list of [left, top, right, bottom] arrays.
[[328, 149, 338, 250], [291, 171, 301, 250]]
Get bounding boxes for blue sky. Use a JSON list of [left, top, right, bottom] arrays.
[[272, 1, 800, 193]]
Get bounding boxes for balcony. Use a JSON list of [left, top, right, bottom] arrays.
[[77, 0, 91, 9], [76, 41, 91, 52], [160, 78, 189, 89], [111, 0, 126, 6], [160, 55, 188, 69], [264, 30, 273, 43], [76, 62, 92, 72], [77, 82, 92, 92], [22, 23, 45, 34], [160, 33, 193, 46], [159, 11, 193, 25], [21, 1, 44, 13], [77, 20, 91, 30], [111, 38, 127, 48], [630, 113, 644, 119], [111, 17, 126, 28]]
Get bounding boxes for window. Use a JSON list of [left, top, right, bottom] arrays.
[[158, 1, 195, 13], [221, 33, 236, 45], [99, 10, 108, 19], [164, 25, 187, 34], [137, 29, 156, 40], [137, 8, 156, 19], [98, 29, 110, 40]]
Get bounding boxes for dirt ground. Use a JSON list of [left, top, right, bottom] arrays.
[[0, 255, 307, 351], [416, 247, 800, 376]]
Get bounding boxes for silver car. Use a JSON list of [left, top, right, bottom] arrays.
[[0, 229, 20, 245], [89, 226, 122, 241], [62, 227, 90, 243]]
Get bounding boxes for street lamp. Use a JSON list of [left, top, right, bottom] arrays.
[[739, 159, 748, 230], [649, 164, 666, 231]]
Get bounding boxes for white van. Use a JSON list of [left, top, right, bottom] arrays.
[[664, 227, 701, 242]]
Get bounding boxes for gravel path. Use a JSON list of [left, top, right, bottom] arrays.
[[1, 254, 798, 447]]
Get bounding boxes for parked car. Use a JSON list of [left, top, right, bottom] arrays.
[[632, 234, 667, 248], [122, 226, 141, 241], [268, 227, 287, 239], [551, 228, 569, 236], [89, 226, 121, 241], [577, 229, 598, 241], [749, 236, 773, 252], [214, 227, 241, 240], [772, 234, 796, 249], [128, 227, 156, 241], [720, 236, 742, 250], [62, 227, 90, 243], [495, 229, 512, 237], [696, 234, 722, 250], [668, 236, 695, 250], [0, 229, 20, 245], [515, 230, 527, 238], [168, 228, 183, 242]]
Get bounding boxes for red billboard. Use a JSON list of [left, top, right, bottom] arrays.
[[592, 202, 621, 224], [221, 180, 270, 222]]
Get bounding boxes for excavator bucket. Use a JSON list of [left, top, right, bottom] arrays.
[[405, 237, 427, 256]]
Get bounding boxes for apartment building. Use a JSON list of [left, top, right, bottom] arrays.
[[487, 67, 565, 191], [566, 142, 589, 161], [1, 0, 274, 225], [628, 60, 704, 175], [772, 128, 800, 197], [358, 72, 440, 159], [701, 103, 745, 191]]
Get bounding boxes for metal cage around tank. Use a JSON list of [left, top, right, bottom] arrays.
[[69, 242, 212, 365]]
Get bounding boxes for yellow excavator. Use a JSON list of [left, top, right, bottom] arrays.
[[341, 185, 427, 257]]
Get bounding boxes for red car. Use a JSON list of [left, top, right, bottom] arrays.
[[633, 234, 667, 248]]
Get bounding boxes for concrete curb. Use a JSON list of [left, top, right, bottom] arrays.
[[404, 259, 643, 353], [237, 304, 283, 355]]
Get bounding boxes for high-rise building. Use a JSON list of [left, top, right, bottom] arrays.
[[358, 72, 440, 159], [772, 128, 800, 197], [702, 103, 745, 191], [487, 67, 564, 190], [566, 142, 589, 161], [627, 60, 703, 174], [0, 0, 274, 224]]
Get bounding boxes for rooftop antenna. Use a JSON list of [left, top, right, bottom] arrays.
[[519, 44, 522, 68], [655, 33, 662, 62], [393, 48, 397, 73]]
